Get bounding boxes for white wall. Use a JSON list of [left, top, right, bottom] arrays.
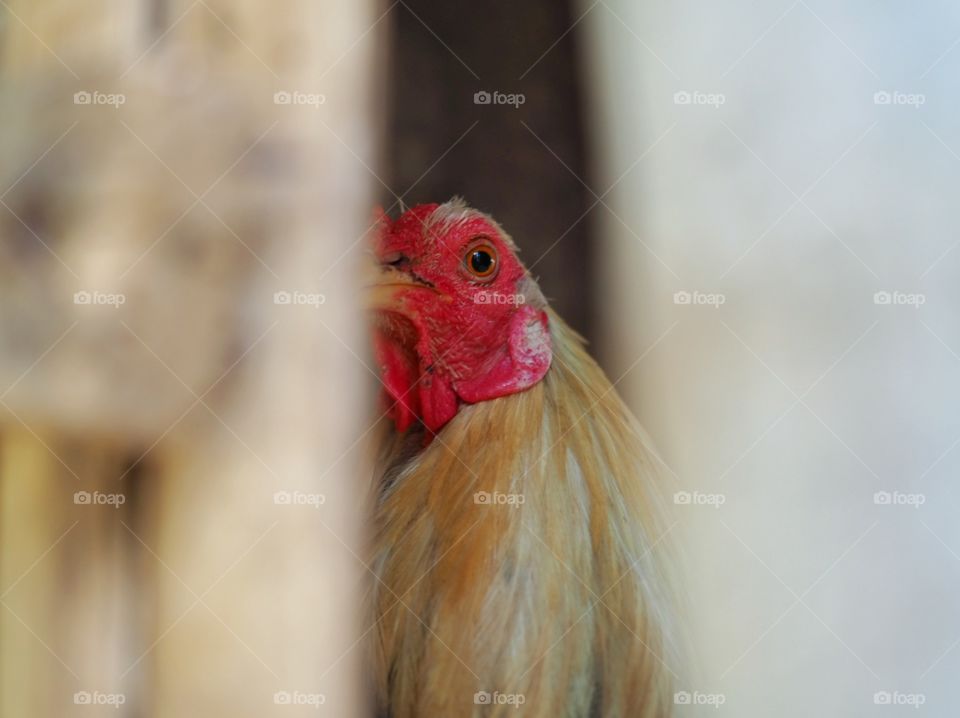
[[582, 2, 960, 715]]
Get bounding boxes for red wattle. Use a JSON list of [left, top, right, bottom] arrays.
[[373, 330, 421, 433]]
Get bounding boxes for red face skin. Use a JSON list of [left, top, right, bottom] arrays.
[[369, 203, 552, 435]]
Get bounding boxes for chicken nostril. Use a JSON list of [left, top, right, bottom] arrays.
[[381, 252, 410, 269]]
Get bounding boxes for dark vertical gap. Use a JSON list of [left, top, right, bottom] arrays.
[[118, 454, 149, 718], [147, 0, 169, 38], [385, 0, 596, 341]]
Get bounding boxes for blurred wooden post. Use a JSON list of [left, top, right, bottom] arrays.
[[0, 1, 380, 716]]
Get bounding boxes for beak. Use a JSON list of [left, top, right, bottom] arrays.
[[365, 264, 434, 316]]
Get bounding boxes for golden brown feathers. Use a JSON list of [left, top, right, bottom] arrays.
[[370, 310, 678, 717]]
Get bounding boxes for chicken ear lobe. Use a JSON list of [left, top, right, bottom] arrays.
[[454, 305, 552, 404]]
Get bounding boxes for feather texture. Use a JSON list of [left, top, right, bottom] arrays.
[[370, 309, 677, 717]]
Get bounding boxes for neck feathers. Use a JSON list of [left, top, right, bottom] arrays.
[[371, 310, 677, 717]]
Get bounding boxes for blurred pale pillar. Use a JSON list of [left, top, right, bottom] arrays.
[[583, 2, 960, 716], [0, 1, 380, 716]]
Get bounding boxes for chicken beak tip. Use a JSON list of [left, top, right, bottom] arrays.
[[365, 282, 404, 313]]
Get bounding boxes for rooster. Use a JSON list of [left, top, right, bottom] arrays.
[[367, 199, 677, 718]]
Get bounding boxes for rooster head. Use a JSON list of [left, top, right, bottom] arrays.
[[367, 199, 552, 435]]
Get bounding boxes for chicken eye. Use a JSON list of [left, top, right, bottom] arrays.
[[465, 243, 498, 279]]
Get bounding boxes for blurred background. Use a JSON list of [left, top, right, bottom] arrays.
[[2, 0, 959, 716]]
